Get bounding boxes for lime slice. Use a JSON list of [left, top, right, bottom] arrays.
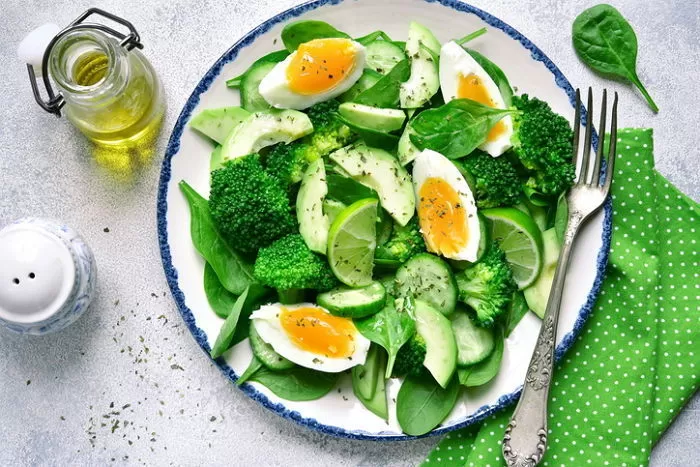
[[481, 208, 544, 289], [327, 198, 378, 287]]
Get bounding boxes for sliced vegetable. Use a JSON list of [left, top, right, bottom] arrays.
[[523, 228, 560, 318], [354, 59, 411, 108], [339, 69, 383, 103], [397, 119, 420, 166], [338, 103, 406, 132], [210, 145, 223, 172], [400, 22, 441, 109], [226, 50, 289, 89], [457, 326, 504, 387], [249, 321, 295, 370], [296, 159, 330, 254], [365, 40, 407, 74], [179, 181, 255, 295], [190, 106, 251, 145], [450, 307, 495, 366], [352, 345, 389, 420], [395, 253, 458, 316], [317, 282, 387, 318], [414, 300, 457, 388], [396, 374, 460, 436], [336, 115, 400, 150]]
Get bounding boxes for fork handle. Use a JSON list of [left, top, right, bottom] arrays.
[[502, 214, 583, 466]]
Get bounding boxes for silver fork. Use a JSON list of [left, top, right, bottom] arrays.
[[502, 88, 618, 467]]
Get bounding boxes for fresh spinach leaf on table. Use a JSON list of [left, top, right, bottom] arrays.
[[281, 20, 350, 52], [355, 298, 416, 378], [572, 4, 658, 112], [396, 374, 460, 436], [180, 181, 256, 295], [409, 99, 515, 159]]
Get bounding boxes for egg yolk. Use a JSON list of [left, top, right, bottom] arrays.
[[286, 38, 357, 95], [280, 307, 357, 358], [458, 73, 507, 142], [418, 177, 469, 257]]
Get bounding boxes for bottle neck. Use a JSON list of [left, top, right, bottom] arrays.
[[49, 29, 128, 104]]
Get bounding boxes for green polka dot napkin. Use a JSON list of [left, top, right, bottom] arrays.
[[423, 129, 699, 467]]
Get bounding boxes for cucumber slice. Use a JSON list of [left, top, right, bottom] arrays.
[[395, 253, 458, 315], [317, 282, 386, 318], [338, 103, 406, 132], [450, 308, 495, 367], [249, 321, 295, 370], [365, 40, 407, 75], [190, 106, 251, 145], [414, 300, 457, 388], [240, 61, 277, 112]]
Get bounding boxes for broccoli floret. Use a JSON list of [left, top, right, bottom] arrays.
[[392, 332, 427, 378], [254, 234, 338, 303], [460, 151, 523, 208], [455, 246, 516, 327], [510, 94, 575, 197], [265, 99, 355, 186], [209, 155, 296, 254], [375, 217, 426, 265]]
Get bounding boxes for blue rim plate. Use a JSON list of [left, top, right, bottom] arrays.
[[157, 0, 612, 440]]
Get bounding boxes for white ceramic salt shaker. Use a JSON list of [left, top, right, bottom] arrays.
[[0, 218, 96, 335]]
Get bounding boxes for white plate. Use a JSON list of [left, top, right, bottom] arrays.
[[157, 0, 611, 440]]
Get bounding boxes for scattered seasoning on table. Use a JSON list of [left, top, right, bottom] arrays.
[[103, 227, 110, 233]]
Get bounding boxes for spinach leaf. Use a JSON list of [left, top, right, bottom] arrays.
[[572, 4, 658, 112], [354, 59, 411, 108], [210, 284, 268, 359], [505, 291, 529, 337], [281, 20, 350, 52], [355, 299, 416, 378], [336, 115, 400, 151], [457, 326, 504, 386], [226, 50, 289, 88], [325, 173, 379, 205], [203, 262, 238, 319], [409, 99, 515, 159], [355, 30, 392, 45], [396, 374, 460, 436], [455, 27, 487, 46], [179, 181, 256, 295], [236, 356, 263, 386], [465, 49, 513, 107], [249, 366, 339, 401], [352, 345, 389, 420]]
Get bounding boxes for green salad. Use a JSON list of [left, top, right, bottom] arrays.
[[181, 20, 574, 436]]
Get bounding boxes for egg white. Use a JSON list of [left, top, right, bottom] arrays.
[[412, 149, 481, 262], [258, 41, 366, 110], [439, 41, 513, 157], [250, 303, 370, 372]]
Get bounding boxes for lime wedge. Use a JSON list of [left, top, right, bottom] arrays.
[[327, 198, 378, 287], [481, 208, 544, 289]]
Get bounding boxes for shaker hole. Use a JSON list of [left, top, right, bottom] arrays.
[[29, 272, 36, 279], [13, 278, 20, 285]]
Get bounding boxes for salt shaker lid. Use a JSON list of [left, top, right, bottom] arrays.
[[0, 223, 76, 324]]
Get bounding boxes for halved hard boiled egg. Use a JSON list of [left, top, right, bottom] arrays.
[[250, 303, 371, 372], [413, 149, 481, 262], [259, 38, 366, 110], [439, 41, 513, 157]]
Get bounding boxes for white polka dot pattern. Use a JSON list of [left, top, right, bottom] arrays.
[[423, 129, 699, 466]]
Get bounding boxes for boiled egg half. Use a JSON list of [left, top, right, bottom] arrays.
[[259, 38, 366, 110], [250, 303, 370, 372], [413, 149, 481, 262], [439, 41, 513, 157]]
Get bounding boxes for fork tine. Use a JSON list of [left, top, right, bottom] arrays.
[[603, 92, 619, 195], [579, 88, 594, 184], [571, 88, 582, 171], [591, 89, 607, 186]]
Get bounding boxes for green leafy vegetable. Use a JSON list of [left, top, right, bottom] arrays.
[[248, 366, 340, 401], [355, 30, 392, 45], [396, 374, 460, 436], [455, 27, 487, 46], [281, 20, 350, 52], [353, 59, 411, 108], [336, 115, 400, 151], [203, 263, 238, 318], [410, 99, 515, 159], [572, 4, 658, 112], [465, 49, 513, 107], [236, 356, 263, 386], [505, 291, 529, 337], [352, 345, 389, 420], [210, 284, 269, 359], [354, 299, 416, 378], [457, 326, 505, 386], [179, 181, 256, 295]]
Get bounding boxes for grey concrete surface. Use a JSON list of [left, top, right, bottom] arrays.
[[0, 0, 697, 465]]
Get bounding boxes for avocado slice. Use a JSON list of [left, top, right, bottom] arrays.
[[414, 299, 457, 388], [296, 159, 330, 254], [523, 228, 561, 318], [338, 103, 406, 132], [399, 22, 441, 109], [190, 106, 251, 145], [220, 109, 313, 162]]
